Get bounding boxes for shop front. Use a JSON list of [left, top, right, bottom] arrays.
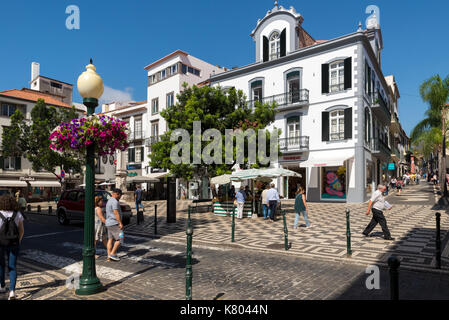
[[279, 155, 306, 199], [300, 149, 354, 202]]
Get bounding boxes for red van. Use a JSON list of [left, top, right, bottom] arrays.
[[56, 189, 132, 226]]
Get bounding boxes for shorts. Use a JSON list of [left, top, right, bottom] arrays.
[[107, 225, 121, 241]]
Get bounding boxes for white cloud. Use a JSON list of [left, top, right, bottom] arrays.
[[99, 85, 134, 104]]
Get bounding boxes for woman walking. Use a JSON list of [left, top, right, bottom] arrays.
[[94, 196, 108, 252], [0, 194, 25, 300], [293, 187, 311, 229]]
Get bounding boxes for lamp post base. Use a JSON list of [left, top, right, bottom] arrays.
[[75, 278, 103, 296]]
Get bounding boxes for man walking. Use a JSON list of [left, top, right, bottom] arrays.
[[134, 185, 144, 213], [105, 188, 124, 261], [363, 184, 394, 240], [266, 183, 280, 221], [261, 185, 270, 220], [235, 187, 246, 219]]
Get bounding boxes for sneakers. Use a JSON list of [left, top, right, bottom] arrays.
[[8, 291, 16, 300], [108, 255, 120, 261], [384, 237, 395, 241], [0, 286, 6, 293]]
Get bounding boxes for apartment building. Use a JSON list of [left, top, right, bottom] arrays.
[[144, 50, 224, 199]]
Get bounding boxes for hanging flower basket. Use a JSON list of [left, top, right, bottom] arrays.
[[49, 115, 129, 156]]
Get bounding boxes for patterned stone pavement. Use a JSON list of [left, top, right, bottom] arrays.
[[124, 183, 449, 272]]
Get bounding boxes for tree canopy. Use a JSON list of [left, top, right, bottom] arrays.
[[149, 84, 279, 181], [1, 98, 83, 183]]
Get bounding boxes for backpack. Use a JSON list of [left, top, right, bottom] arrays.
[[0, 211, 20, 246]]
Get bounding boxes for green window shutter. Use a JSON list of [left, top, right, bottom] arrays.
[[322, 64, 329, 94], [344, 108, 353, 140], [15, 157, 21, 170], [0, 156, 4, 170], [141, 147, 144, 162], [280, 28, 286, 57], [263, 36, 269, 62], [344, 57, 352, 90], [322, 112, 329, 142]]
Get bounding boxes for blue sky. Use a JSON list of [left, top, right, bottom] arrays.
[[0, 0, 448, 136]]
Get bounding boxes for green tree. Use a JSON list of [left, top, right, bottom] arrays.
[[1, 99, 83, 186], [410, 75, 449, 189], [149, 84, 279, 183]]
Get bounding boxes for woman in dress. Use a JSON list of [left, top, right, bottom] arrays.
[[94, 196, 108, 252], [293, 186, 311, 229]]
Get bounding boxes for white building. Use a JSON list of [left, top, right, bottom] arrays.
[[144, 50, 224, 199], [209, 3, 404, 203]]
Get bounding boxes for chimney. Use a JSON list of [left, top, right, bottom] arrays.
[[31, 62, 40, 82]]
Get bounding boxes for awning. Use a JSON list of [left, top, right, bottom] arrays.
[[128, 172, 168, 183], [0, 180, 28, 187], [29, 181, 61, 187], [300, 149, 354, 168]]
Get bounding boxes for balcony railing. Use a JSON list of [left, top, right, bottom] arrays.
[[248, 90, 309, 110], [145, 136, 160, 147], [371, 91, 391, 119], [129, 131, 145, 141], [371, 138, 391, 156], [279, 136, 309, 152]]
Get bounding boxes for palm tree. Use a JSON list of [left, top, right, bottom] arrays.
[[411, 75, 449, 194]]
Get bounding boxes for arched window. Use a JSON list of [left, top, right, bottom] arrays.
[[330, 110, 345, 141], [269, 31, 280, 61], [329, 60, 345, 92]]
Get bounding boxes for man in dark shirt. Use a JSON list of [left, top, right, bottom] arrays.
[[134, 185, 144, 213]]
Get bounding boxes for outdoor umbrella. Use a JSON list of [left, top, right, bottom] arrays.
[[210, 174, 232, 185]]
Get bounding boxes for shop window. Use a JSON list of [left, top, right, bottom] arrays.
[[321, 166, 346, 200]]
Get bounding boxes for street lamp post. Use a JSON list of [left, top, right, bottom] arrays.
[[75, 59, 104, 296]]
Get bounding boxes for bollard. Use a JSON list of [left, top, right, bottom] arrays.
[[436, 212, 441, 269], [48, 206, 52, 215], [346, 209, 352, 256], [154, 204, 158, 235], [27, 205, 31, 212], [282, 210, 289, 250], [187, 205, 191, 229], [232, 204, 235, 243], [388, 256, 400, 300], [37, 205, 41, 213], [186, 225, 193, 300]]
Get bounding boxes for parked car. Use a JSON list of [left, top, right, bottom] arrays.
[[56, 189, 132, 226]]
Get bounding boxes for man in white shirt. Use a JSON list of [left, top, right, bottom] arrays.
[[362, 184, 394, 240], [266, 183, 280, 221]]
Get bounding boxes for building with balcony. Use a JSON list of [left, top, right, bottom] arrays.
[[144, 50, 224, 199], [209, 2, 401, 202]]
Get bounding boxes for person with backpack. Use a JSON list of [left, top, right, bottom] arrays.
[[0, 194, 25, 300]]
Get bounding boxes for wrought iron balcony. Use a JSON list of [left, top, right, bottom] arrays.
[[371, 91, 391, 124], [129, 131, 145, 141], [248, 90, 309, 111], [371, 138, 391, 158], [145, 136, 160, 147], [279, 136, 309, 152]]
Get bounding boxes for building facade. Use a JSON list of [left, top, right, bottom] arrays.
[[144, 50, 224, 199], [209, 3, 408, 203]]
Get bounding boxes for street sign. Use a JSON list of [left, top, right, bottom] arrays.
[[388, 163, 395, 170], [61, 169, 65, 179]]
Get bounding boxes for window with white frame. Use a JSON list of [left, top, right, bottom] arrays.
[[329, 61, 345, 93], [3, 157, 15, 170], [171, 64, 178, 75], [152, 98, 159, 114], [330, 110, 345, 141], [160, 69, 166, 79], [251, 80, 263, 102], [135, 147, 142, 163], [269, 31, 280, 61], [167, 92, 174, 107], [1, 103, 17, 117], [134, 119, 142, 138]]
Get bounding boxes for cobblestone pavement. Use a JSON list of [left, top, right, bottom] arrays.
[[4, 182, 448, 301], [3, 235, 449, 301], [124, 183, 449, 272]]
